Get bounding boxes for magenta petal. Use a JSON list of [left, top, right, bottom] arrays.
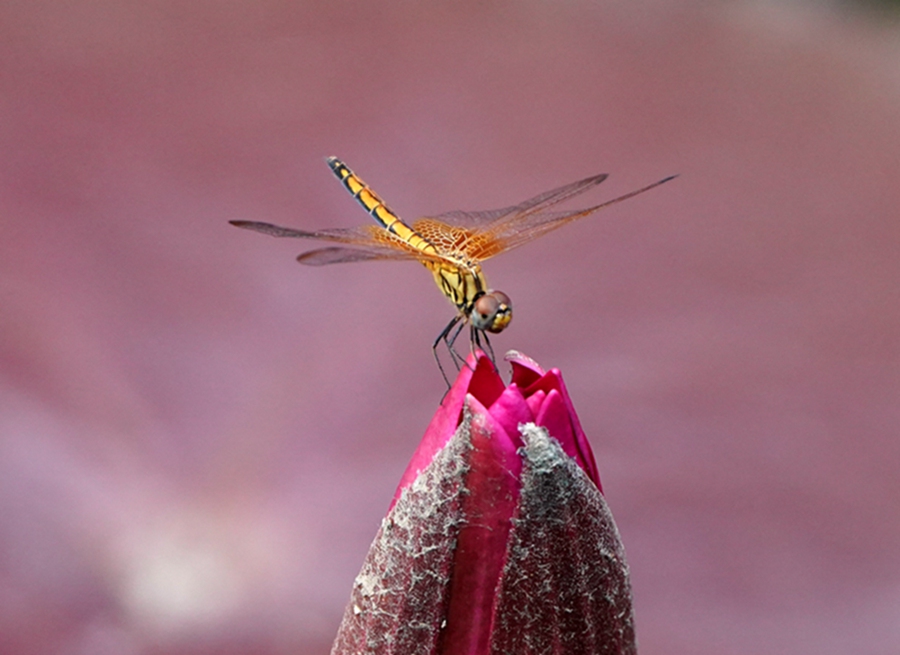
[[507, 350, 545, 388], [490, 425, 634, 654], [392, 353, 504, 507], [547, 368, 600, 490], [466, 352, 506, 408], [439, 395, 521, 654], [520, 368, 600, 492], [525, 388, 546, 418], [486, 385, 534, 447], [535, 389, 602, 491], [533, 389, 577, 459], [333, 396, 525, 655]]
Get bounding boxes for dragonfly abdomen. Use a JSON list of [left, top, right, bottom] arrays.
[[327, 156, 439, 259]]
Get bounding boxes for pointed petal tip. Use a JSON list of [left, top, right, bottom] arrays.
[[505, 350, 545, 388], [504, 350, 544, 374]]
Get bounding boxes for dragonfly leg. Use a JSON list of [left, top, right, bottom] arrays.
[[433, 315, 463, 388], [471, 327, 498, 371], [445, 319, 469, 370], [482, 331, 498, 369]]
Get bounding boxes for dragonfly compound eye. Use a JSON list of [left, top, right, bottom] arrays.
[[473, 291, 512, 333]]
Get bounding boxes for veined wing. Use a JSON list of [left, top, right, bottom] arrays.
[[296, 246, 428, 266], [423, 172, 610, 228], [415, 174, 677, 262], [229, 220, 452, 266]]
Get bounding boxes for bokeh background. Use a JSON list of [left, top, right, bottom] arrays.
[[2, 1, 899, 654]]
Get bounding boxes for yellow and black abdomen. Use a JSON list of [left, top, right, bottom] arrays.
[[327, 157, 434, 253]]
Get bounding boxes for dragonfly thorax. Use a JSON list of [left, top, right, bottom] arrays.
[[470, 290, 512, 334], [429, 261, 487, 311]]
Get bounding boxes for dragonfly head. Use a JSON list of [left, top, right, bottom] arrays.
[[471, 291, 512, 334]]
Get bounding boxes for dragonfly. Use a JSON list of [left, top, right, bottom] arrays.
[[231, 157, 676, 385]]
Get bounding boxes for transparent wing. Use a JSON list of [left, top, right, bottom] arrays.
[[424, 172, 609, 228], [425, 175, 678, 262], [296, 246, 428, 266], [229, 220, 450, 266]]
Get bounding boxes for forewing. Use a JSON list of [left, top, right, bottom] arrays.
[[424, 172, 609, 228], [460, 175, 678, 261]]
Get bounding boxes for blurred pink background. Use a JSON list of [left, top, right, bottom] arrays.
[[2, 2, 899, 654]]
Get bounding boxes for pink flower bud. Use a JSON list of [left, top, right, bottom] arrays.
[[331, 352, 635, 655]]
